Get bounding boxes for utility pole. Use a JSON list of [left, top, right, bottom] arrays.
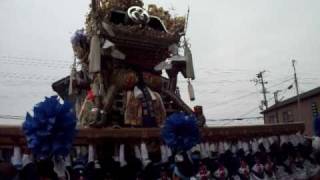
[[254, 70, 268, 110], [292, 59, 301, 122]]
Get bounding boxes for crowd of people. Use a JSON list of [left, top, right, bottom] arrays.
[[1, 134, 320, 180]]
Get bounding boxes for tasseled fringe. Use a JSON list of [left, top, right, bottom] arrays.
[[218, 141, 224, 155], [166, 146, 172, 157], [141, 142, 150, 167], [160, 145, 168, 163], [11, 146, 22, 168], [21, 154, 32, 168], [200, 143, 209, 158], [134, 145, 142, 160], [102, 22, 115, 37], [68, 58, 77, 95], [312, 136, 320, 150], [98, 75, 105, 96], [184, 41, 195, 80], [188, 79, 195, 101], [88, 144, 94, 163], [251, 139, 259, 154], [119, 144, 127, 167], [65, 154, 71, 167], [89, 35, 101, 73], [111, 47, 126, 60]]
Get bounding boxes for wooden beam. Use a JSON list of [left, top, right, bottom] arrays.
[[0, 122, 304, 146]]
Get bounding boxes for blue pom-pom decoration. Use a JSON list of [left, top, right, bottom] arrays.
[[22, 96, 77, 159], [161, 112, 200, 151]]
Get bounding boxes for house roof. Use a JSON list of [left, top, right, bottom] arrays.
[[262, 86, 320, 114]]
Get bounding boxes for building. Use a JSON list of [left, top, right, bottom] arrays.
[[262, 86, 320, 136]]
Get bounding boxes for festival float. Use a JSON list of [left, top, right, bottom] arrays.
[[0, 0, 319, 179]]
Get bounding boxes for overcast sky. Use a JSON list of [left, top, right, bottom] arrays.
[[0, 0, 319, 125]]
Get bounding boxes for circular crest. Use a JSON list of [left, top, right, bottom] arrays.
[[127, 6, 150, 24]]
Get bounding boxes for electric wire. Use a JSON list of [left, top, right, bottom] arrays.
[[207, 116, 263, 122], [267, 77, 294, 89], [0, 55, 70, 64], [205, 91, 260, 108], [0, 72, 62, 81]]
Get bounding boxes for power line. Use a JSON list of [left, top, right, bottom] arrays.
[[239, 106, 260, 118], [0, 58, 70, 65], [300, 82, 319, 85], [215, 117, 264, 126], [180, 79, 252, 84], [0, 55, 70, 64], [268, 77, 294, 89], [0, 59, 70, 69], [205, 90, 260, 108], [207, 116, 263, 121], [205, 76, 294, 109], [239, 96, 275, 118], [0, 72, 62, 81]]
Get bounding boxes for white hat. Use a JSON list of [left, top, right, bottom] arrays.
[[242, 142, 249, 155], [289, 134, 298, 147], [22, 154, 33, 168], [231, 143, 237, 154], [200, 143, 209, 158], [280, 135, 288, 146], [134, 145, 142, 160], [119, 144, 127, 167], [65, 155, 72, 167], [166, 146, 172, 157], [262, 138, 270, 153], [191, 144, 201, 153], [251, 139, 259, 154], [205, 142, 210, 155], [312, 136, 320, 151], [268, 136, 274, 145], [218, 142, 225, 154], [296, 132, 306, 145], [94, 160, 101, 169], [175, 154, 184, 162], [88, 144, 95, 163], [237, 140, 243, 150], [11, 146, 22, 169], [160, 145, 168, 163], [224, 142, 230, 151]]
